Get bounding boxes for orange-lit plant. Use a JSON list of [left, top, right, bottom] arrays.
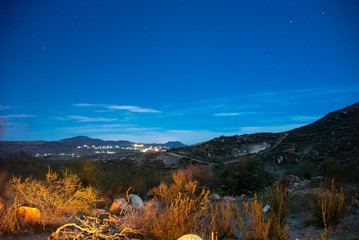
[[308, 179, 346, 227], [210, 198, 237, 238], [0, 168, 101, 235], [150, 168, 197, 202], [238, 194, 271, 240], [268, 186, 289, 240]]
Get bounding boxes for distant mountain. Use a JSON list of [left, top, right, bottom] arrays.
[[0, 136, 186, 156], [171, 102, 359, 165], [163, 141, 187, 148]]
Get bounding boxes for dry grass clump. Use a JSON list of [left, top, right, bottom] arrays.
[[0, 168, 101, 235], [238, 194, 270, 240], [308, 179, 348, 227], [148, 168, 213, 239], [150, 187, 211, 240], [210, 199, 237, 238], [268, 186, 289, 240], [149, 168, 197, 202]]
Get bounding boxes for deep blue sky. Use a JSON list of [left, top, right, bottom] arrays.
[[0, 0, 358, 144]]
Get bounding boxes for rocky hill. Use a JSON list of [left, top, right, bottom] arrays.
[[171, 102, 359, 165]]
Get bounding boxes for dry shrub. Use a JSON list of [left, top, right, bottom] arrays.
[[130, 168, 215, 239], [150, 168, 197, 202], [268, 186, 289, 240], [113, 186, 212, 240], [0, 198, 22, 234], [0, 168, 101, 235], [211, 199, 237, 238], [308, 179, 347, 227], [150, 186, 211, 240], [238, 194, 270, 240]]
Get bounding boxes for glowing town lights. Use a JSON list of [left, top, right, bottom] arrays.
[[77, 146, 81, 149]]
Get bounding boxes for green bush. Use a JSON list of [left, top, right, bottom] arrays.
[[221, 156, 275, 194]]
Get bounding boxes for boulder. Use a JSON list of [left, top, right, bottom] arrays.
[[222, 196, 236, 202], [208, 194, 221, 201], [274, 175, 301, 192], [129, 194, 144, 210], [17, 206, 41, 225], [109, 198, 129, 213]]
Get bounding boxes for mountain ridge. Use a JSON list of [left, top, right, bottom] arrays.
[[0, 136, 187, 155], [171, 102, 359, 165]]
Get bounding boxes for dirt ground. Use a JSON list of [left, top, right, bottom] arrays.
[[287, 202, 359, 240], [2, 233, 49, 240]]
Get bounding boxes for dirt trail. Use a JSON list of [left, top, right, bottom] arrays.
[[165, 152, 210, 165], [259, 132, 289, 155]]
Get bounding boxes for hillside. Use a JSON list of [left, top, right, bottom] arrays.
[[171, 102, 359, 165]]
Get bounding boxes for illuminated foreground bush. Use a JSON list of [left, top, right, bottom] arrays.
[[268, 186, 289, 240], [0, 169, 101, 235], [308, 179, 348, 227], [238, 194, 271, 240]]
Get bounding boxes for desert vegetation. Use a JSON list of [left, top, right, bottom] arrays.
[[0, 168, 101, 235], [0, 152, 358, 239]]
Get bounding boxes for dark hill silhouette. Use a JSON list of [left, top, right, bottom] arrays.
[[172, 102, 359, 165]]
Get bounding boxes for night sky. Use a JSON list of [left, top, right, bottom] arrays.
[[0, 1, 358, 144]]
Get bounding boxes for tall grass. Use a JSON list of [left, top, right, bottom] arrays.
[[268, 186, 289, 240], [210, 198, 237, 238], [238, 194, 271, 240]]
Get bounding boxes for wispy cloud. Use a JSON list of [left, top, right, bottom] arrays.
[[90, 123, 306, 145], [68, 115, 118, 122], [0, 105, 10, 111], [72, 103, 103, 107], [60, 124, 157, 134], [213, 112, 258, 116], [0, 114, 36, 119], [72, 103, 161, 113], [107, 105, 161, 113]]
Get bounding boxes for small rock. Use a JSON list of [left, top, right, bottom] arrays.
[[263, 204, 270, 213], [109, 198, 129, 213], [129, 194, 144, 210]]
